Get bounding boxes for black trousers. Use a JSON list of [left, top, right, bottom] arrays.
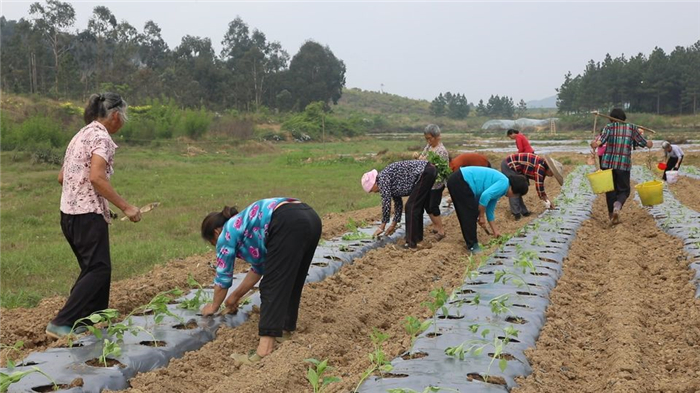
[[53, 213, 111, 326], [603, 168, 631, 214], [501, 159, 530, 216], [258, 203, 322, 337], [447, 172, 479, 249], [404, 164, 437, 247], [425, 186, 445, 216], [663, 157, 679, 181]]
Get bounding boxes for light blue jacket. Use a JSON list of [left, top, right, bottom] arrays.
[[458, 167, 509, 222]]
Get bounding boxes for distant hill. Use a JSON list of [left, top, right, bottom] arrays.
[[527, 95, 557, 109], [336, 88, 431, 115]]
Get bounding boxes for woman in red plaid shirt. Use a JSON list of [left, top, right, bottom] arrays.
[[591, 108, 653, 225]]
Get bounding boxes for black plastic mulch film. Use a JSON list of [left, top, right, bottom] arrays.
[[2, 199, 454, 392], [359, 166, 596, 393], [631, 166, 700, 298]]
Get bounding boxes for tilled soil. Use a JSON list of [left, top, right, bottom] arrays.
[[0, 206, 381, 364], [124, 180, 564, 393], [513, 195, 700, 393], [670, 176, 700, 213], [1, 172, 563, 392]]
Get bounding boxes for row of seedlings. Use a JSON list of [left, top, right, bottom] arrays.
[[679, 165, 700, 181], [1, 201, 454, 393], [631, 166, 700, 296], [358, 165, 597, 392]]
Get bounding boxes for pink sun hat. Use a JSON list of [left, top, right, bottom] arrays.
[[361, 169, 378, 192]]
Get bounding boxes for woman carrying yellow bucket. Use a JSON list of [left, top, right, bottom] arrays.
[[590, 109, 653, 225]]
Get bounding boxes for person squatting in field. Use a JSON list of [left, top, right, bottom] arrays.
[[500, 153, 564, 220], [47, 93, 142, 339], [414, 124, 449, 240], [507, 129, 534, 154], [661, 141, 684, 181], [590, 108, 653, 225], [200, 198, 321, 365], [447, 166, 529, 254], [361, 160, 437, 249]]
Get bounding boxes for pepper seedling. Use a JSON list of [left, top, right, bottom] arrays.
[[353, 328, 393, 392], [421, 287, 448, 336], [0, 341, 24, 369], [304, 358, 341, 393], [403, 316, 432, 346], [1, 366, 57, 392]]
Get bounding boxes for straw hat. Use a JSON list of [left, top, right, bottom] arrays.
[[543, 156, 564, 185], [361, 169, 378, 192]]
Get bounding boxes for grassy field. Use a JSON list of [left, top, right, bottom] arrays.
[[0, 138, 423, 309]]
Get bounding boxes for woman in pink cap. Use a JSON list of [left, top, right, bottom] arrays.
[[361, 160, 437, 249]]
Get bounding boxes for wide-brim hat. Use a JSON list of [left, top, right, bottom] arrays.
[[361, 169, 378, 192], [543, 156, 564, 186]]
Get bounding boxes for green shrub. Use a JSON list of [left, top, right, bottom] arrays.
[[179, 108, 212, 140], [282, 102, 366, 140], [1, 115, 71, 151]]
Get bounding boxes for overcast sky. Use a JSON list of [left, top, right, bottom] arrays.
[[2, 1, 699, 103]]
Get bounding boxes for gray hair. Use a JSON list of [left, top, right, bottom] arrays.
[[424, 124, 441, 137], [661, 141, 671, 149], [83, 92, 128, 125]]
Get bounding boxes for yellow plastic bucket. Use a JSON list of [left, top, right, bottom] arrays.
[[635, 180, 663, 206], [586, 169, 614, 194]]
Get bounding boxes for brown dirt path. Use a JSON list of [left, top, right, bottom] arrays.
[[670, 176, 700, 213], [513, 195, 700, 393], [125, 176, 565, 393]]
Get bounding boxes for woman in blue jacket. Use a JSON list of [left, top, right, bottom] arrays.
[[200, 197, 321, 365], [447, 167, 528, 254]]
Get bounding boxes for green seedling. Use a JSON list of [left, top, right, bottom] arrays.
[[179, 275, 212, 311], [338, 245, 349, 252], [0, 341, 24, 369], [421, 287, 448, 335], [493, 269, 526, 288], [484, 233, 512, 248], [444, 325, 520, 381], [1, 366, 57, 392], [403, 316, 432, 346], [345, 218, 368, 232], [342, 218, 372, 241], [341, 231, 372, 241], [488, 294, 513, 316], [354, 329, 394, 392], [133, 288, 185, 326], [304, 358, 341, 393], [530, 235, 545, 247]]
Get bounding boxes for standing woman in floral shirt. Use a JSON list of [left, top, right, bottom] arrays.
[[200, 198, 322, 365], [416, 124, 449, 240], [47, 93, 142, 339]]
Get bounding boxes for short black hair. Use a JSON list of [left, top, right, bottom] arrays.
[[506, 129, 520, 136], [508, 175, 529, 196], [609, 108, 626, 121]]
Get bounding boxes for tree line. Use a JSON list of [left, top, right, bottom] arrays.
[[430, 92, 530, 119], [0, 0, 347, 112], [556, 41, 700, 115]]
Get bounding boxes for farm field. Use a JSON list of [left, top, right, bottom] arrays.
[[1, 140, 700, 393]]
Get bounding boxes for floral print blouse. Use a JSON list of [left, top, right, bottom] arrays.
[[214, 197, 298, 289], [60, 121, 117, 223]]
